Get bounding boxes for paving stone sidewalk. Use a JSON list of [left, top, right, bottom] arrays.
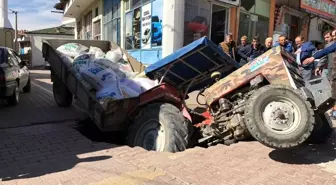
[[0, 124, 335, 185]]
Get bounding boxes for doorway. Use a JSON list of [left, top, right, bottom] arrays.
[[211, 4, 228, 45]]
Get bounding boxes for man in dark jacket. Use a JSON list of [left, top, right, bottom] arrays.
[[238, 36, 267, 64], [294, 36, 317, 81]]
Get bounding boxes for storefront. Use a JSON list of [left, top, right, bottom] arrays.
[[238, 0, 271, 44], [102, 0, 239, 65], [300, 0, 336, 41], [273, 4, 308, 41], [124, 0, 163, 64], [183, 0, 239, 46]]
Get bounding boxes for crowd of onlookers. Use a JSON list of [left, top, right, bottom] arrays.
[[218, 30, 336, 81], [218, 29, 336, 117]]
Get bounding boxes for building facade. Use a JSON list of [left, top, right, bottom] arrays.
[[55, 0, 335, 65]]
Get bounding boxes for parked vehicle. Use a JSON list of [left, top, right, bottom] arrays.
[[42, 38, 333, 153], [0, 47, 31, 105]]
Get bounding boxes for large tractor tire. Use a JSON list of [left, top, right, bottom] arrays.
[[307, 113, 333, 144], [52, 77, 73, 107], [244, 85, 315, 149], [127, 103, 190, 153]]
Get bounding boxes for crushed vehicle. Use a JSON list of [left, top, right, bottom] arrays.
[[42, 37, 334, 153]]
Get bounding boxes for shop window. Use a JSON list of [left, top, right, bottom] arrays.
[[256, 16, 269, 43], [84, 11, 92, 40], [184, 0, 211, 46], [238, 12, 269, 44], [104, 0, 121, 45], [210, 4, 228, 45], [77, 20, 82, 39], [94, 20, 101, 40], [125, 0, 163, 50]]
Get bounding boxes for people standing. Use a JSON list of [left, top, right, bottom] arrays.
[[294, 36, 316, 82], [234, 35, 248, 63], [315, 30, 335, 78], [303, 33, 336, 95], [274, 35, 294, 53], [264, 37, 273, 51], [304, 30, 336, 118], [219, 33, 237, 61], [237, 36, 267, 64]]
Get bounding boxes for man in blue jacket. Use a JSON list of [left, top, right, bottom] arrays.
[[303, 42, 336, 64], [274, 35, 294, 53], [303, 32, 336, 117]]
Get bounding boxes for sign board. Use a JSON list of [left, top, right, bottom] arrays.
[[217, 0, 240, 6], [300, 0, 336, 21], [141, 3, 152, 49]]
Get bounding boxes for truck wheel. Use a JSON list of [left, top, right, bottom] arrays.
[[23, 77, 31, 93], [307, 113, 333, 144], [244, 85, 314, 149], [128, 103, 190, 153], [52, 77, 73, 107], [7, 81, 19, 106]]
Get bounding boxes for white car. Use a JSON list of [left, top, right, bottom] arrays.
[[0, 47, 30, 105]]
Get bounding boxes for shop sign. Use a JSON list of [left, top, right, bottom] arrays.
[[217, 0, 240, 6], [300, 0, 336, 20], [141, 3, 152, 49]]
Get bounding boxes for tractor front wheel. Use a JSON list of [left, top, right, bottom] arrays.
[[244, 85, 315, 149]]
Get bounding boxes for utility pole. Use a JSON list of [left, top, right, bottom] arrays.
[[12, 10, 18, 51]]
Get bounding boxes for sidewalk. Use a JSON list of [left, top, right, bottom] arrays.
[[0, 123, 335, 185]]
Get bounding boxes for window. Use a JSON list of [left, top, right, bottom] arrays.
[[7, 50, 18, 66], [104, 0, 121, 45], [84, 11, 93, 39], [184, 0, 211, 46], [12, 50, 22, 64], [125, 0, 163, 50], [94, 20, 101, 40]]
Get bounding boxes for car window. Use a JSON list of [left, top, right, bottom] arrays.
[[12, 50, 22, 64], [8, 50, 19, 66], [0, 48, 7, 64]]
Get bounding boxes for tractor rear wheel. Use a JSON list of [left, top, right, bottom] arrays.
[[127, 103, 190, 153]]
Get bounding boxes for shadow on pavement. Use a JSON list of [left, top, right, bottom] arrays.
[[269, 135, 336, 165], [1, 156, 111, 181], [0, 124, 116, 182]]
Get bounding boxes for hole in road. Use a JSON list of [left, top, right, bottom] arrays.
[[73, 118, 126, 146]]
